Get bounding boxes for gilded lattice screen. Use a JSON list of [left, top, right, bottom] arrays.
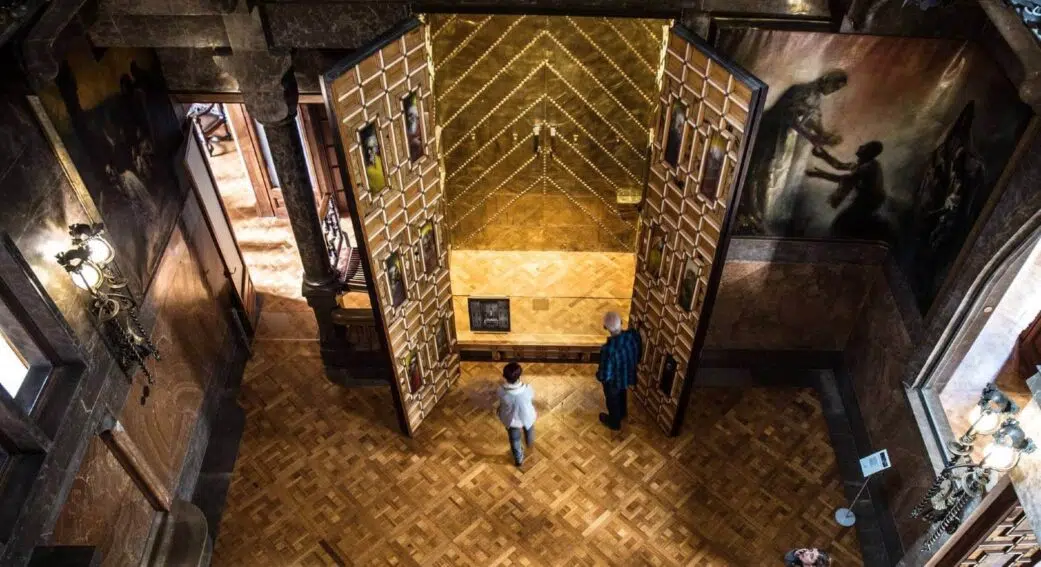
[[431, 15, 665, 252], [324, 20, 460, 435], [630, 28, 764, 434]]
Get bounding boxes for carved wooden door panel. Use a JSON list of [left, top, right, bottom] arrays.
[[629, 26, 765, 435], [322, 18, 458, 436]]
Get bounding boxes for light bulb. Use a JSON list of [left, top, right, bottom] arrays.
[[85, 237, 114, 266], [72, 262, 102, 291], [982, 442, 1017, 471], [969, 405, 1001, 435]]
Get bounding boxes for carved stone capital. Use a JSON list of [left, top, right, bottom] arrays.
[[213, 50, 298, 125]]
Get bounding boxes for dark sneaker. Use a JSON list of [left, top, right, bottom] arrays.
[[598, 413, 620, 431]]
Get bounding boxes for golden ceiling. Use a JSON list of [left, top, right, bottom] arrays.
[[431, 15, 667, 252]]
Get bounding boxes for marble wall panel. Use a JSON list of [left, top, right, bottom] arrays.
[[157, 48, 239, 93], [844, 269, 934, 549], [50, 436, 156, 567], [118, 221, 227, 491], [89, 14, 230, 48], [706, 261, 874, 351], [449, 250, 635, 344], [262, 3, 410, 50]]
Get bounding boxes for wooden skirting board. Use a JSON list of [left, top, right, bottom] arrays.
[[458, 339, 602, 363]]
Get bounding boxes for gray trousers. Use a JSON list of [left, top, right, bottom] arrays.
[[506, 426, 535, 465]]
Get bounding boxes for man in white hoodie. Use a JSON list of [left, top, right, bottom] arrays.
[[497, 362, 536, 467]]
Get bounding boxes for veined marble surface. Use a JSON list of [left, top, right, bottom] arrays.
[[1014, 372, 1041, 538]]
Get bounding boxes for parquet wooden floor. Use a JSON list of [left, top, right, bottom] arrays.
[[214, 341, 862, 566]]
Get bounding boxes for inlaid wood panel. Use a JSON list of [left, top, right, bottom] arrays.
[[449, 250, 635, 346], [324, 20, 459, 435], [629, 27, 764, 434]]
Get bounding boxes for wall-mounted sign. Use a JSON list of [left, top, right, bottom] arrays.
[[860, 449, 891, 478]]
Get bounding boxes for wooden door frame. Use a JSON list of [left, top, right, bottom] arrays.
[[225, 102, 280, 218]]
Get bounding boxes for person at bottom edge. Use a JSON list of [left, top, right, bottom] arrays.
[[496, 362, 536, 467], [596, 312, 642, 431], [784, 548, 831, 566]]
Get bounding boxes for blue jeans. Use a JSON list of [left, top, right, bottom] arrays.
[[506, 426, 535, 465]]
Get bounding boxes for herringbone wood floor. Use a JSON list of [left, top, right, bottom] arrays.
[[214, 341, 862, 566]]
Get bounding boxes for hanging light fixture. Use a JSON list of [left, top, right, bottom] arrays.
[[56, 223, 159, 400]]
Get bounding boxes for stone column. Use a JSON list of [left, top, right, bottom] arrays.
[[215, 51, 356, 379], [258, 117, 334, 285]]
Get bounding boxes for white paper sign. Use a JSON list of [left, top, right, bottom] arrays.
[[860, 449, 891, 478]]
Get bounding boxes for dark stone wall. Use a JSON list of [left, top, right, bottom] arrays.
[[707, 260, 874, 351], [706, 238, 883, 352], [0, 43, 247, 565], [706, 237, 937, 556], [843, 269, 933, 550]]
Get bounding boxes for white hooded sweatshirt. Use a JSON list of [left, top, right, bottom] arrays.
[[497, 382, 537, 429]]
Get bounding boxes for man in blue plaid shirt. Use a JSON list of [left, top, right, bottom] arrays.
[[596, 312, 642, 430]]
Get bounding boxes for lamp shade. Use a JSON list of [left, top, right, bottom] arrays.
[[69, 223, 114, 266], [57, 247, 104, 291], [85, 236, 114, 266], [70, 262, 103, 290], [982, 442, 1018, 471], [981, 419, 1035, 472], [968, 404, 1002, 435]]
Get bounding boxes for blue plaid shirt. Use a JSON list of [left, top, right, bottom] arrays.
[[596, 329, 642, 389]]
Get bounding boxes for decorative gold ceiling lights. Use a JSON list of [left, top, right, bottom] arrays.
[[431, 15, 668, 252]]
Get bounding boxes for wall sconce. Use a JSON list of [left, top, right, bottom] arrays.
[[548, 126, 556, 155], [533, 123, 541, 155], [912, 385, 1033, 550], [949, 383, 1018, 456], [70, 223, 115, 267], [980, 418, 1036, 471], [56, 223, 160, 397]]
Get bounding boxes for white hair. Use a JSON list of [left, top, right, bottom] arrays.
[[603, 311, 622, 334]]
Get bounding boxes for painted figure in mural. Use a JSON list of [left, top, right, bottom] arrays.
[[738, 70, 849, 233], [806, 141, 888, 240], [905, 101, 986, 309], [55, 61, 162, 222]]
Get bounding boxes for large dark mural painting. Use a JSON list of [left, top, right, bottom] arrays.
[[717, 30, 1030, 311], [38, 44, 184, 294]]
